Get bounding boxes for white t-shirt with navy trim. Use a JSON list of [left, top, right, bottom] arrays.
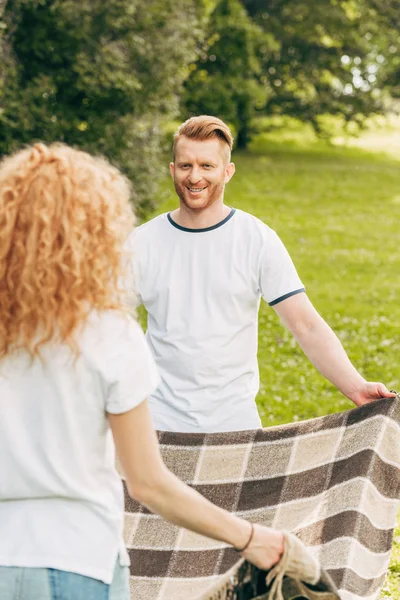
[[126, 208, 304, 433], [0, 312, 160, 583]]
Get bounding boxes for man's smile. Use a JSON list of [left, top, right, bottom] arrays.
[[187, 186, 207, 193]]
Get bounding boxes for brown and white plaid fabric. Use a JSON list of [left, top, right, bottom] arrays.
[[123, 396, 400, 600]]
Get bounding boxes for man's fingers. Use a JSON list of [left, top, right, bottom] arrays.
[[367, 383, 396, 399], [380, 388, 397, 398]]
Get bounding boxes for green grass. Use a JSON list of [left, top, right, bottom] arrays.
[[142, 124, 400, 597]]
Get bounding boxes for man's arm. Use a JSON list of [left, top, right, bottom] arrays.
[[273, 292, 395, 406], [122, 234, 143, 309]]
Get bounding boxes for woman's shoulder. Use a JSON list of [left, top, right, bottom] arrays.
[[80, 311, 147, 369], [86, 309, 138, 334]]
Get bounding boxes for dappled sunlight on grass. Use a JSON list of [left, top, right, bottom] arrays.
[[333, 115, 400, 162]]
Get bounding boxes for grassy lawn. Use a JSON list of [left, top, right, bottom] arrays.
[[142, 123, 400, 597]]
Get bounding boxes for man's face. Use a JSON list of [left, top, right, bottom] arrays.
[[170, 137, 235, 211]]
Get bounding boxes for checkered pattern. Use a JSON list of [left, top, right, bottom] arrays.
[[123, 396, 400, 600]]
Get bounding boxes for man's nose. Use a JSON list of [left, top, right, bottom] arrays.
[[188, 167, 202, 183]]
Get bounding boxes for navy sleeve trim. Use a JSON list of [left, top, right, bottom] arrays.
[[268, 288, 306, 307]]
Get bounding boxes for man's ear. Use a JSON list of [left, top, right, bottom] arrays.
[[225, 162, 235, 183], [169, 162, 175, 178]]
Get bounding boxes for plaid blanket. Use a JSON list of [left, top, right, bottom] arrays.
[[123, 396, 400, 600]]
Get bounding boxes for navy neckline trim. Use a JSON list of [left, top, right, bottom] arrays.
[[167, 208, 236, 233]]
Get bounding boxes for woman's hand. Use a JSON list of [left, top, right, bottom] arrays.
[[242, 525, 285, 571]]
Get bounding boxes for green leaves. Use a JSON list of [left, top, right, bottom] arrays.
[[182, 0, 272, 148], [0, 0, 206, 215], [183, 0, 400, 147], [2, 0, 400, 212]]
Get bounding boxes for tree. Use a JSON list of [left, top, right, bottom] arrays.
[[182, 0, 276, 148], [365, 0, 400, 99], [242, 0, 391, 131], [0, 0, 206, 216], [184, 0, 398, 147]]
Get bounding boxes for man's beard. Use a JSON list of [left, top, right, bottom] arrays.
[[174, 181, 224, 211]]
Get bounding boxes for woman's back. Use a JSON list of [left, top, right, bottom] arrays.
[[0, 310, 158, 584]]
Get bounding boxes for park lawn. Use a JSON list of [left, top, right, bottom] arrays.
[[142, 127, 400, 597]]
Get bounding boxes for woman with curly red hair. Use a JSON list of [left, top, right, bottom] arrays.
[[0, 143, 284, 600]]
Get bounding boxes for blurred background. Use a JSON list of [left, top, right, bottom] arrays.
[[1, 0, 400, 216]]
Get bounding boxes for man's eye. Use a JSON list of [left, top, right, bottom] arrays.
[[203, 164, 212, 168]]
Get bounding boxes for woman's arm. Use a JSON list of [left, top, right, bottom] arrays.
[[108, 400, 284, 570]]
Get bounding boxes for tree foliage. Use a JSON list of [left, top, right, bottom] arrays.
[[183, 0, 399, 147], [366, 0, 400, 97], [182, 0, 276, 148], [245, 0, 392, 123], [0, 0, 206, 215], [1, 0, 400, 209]]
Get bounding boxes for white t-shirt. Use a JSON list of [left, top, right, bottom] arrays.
[[126, 208, 304, 433], [0, 312, 159, 584]]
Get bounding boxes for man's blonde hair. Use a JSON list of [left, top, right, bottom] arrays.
[[173, 115, 234, 160]]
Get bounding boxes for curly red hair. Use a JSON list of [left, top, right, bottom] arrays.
[[0, 143, 135, 358]]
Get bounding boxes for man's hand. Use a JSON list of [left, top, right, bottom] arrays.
[[349, 383, 396, 407]]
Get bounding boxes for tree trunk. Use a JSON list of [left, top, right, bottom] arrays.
[[236, 95, 251, 149]]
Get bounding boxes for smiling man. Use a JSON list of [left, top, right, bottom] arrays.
[[126, 115, 394, 433]]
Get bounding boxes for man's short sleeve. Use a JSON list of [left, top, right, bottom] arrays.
[[123, 231, 143, 308], [259, 229, 305, 306]]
